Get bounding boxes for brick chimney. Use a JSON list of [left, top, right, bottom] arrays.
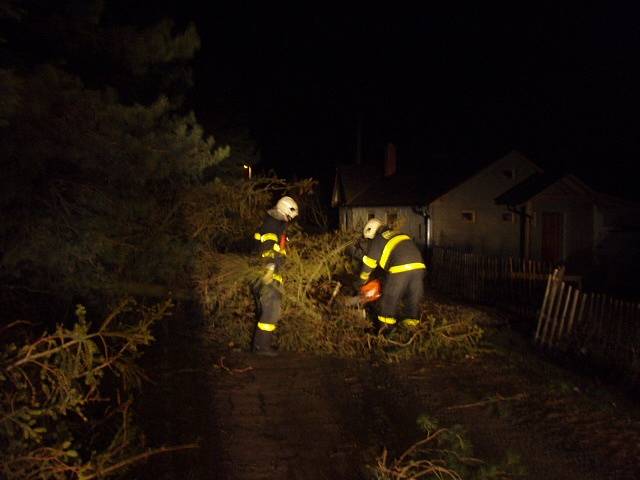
[[384, 142, 397, 177]]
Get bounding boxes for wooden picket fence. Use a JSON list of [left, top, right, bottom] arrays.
[[535, 268, 640, 378], [428, 247, 564, 318], [428, 247, 640, 380]]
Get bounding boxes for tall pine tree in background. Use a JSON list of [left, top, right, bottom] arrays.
[[0, 0, 232, 310]]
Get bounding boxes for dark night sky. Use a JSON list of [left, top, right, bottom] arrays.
[[135, 3, 640, 199]]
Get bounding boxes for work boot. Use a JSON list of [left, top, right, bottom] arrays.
[[401, 319, 420, 328], [252, 329, 278, 356]]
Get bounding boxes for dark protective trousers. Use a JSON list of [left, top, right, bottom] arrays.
[[251, 280, 282, 352], [376, 269, 425, 326]]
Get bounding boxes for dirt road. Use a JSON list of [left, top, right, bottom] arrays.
[[135, 314, 640, 480]]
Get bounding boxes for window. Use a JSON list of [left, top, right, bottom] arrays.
[[502, 212, 515, 223], [386, 212, 398, 227], [461, 210, 476, 223], [501, 168, 515, 180]]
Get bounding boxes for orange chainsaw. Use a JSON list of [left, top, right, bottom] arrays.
[[359, 279, 382, 304]]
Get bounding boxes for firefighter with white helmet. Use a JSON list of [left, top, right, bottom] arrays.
[[358, 217, 426, 329], [251, 195, 299, 355]]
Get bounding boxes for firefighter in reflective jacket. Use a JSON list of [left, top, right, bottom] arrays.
[[251, 195, 299, 355], [358, 218, 426, 329]]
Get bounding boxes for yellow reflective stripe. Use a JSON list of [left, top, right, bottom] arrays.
[[254, 232, 261, 240], [402, 319, 420, 327], [271, 244, 286, 256], [379, 235, 410, 269], [272, 273, 283, 284], [257, 322, 277, 332], [362, 255, 378, 269], [388, 262, 426, 273], [261, 233, 278, 243], [360, 271, 370, 281], [261, 250, 275, 258], [378, 316, 397, 325]]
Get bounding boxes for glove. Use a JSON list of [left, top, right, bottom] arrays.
[[262, 263, 275, 285]]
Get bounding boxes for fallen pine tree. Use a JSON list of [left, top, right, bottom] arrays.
[[194, 229, 486, 362]]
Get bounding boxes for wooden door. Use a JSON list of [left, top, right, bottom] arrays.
[[541, 212, 564, 263]]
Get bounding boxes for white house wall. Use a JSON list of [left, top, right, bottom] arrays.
[[430, 151, 540, 256], [339, 206, 427, 245]]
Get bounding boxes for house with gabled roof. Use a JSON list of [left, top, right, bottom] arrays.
[[332, 146, 640, 287], [427, 150, 542, 256], [331, 143, 431, 244], [495, 171, 598, 268], [332, 148, 541, 255], [495, 171, 640, 283]]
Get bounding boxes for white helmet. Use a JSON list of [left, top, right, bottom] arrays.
[[363, 218, 383, 239], [276, 196, 299, 221]]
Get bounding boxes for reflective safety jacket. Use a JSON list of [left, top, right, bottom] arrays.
[[359, 229, 425, 282], [253, 211, 288, 283]]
